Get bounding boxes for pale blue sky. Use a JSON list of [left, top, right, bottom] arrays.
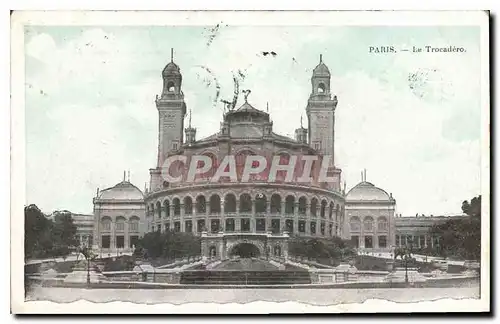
[[25, 25, 481, 215]]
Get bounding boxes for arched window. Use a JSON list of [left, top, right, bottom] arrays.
[[209, 195, 221, 214], [167, 158, 184, 181], [115, 216, 126, 232], [101, 217, 112, 232], [198, 153, 218, 180], [273, 245, 282, 257], [255, 193, 267, 213], [196, 195, 206, 214], [270, 194, 281, 213], [167, 81, 175, 92], [129, 216, 140, 232], [209, 246, 217, 258], [164, 200, 170, 217], [172, 198, 181, 216], [363, 216, 374, 231], [224, 194, 236, 213], [310, 198, 318, 217], [335, 204, 340, 222], [377, 216, 388, 231], [317, 83, 325, 93], [329, 202, 334, 219], [298, 197, 307, 215], [235, 150, 256, 181], [349, 217, 361, 231], [320, 200, 327, 218], [239, 193, 252, 213], [276, 153, 291, 182], [184, 196, 193, 215], [156, 201, 162, 218], [285, 195, 295, 214]]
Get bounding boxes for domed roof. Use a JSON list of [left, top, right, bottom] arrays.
[[98, 181, 144, 201], [224, 101, 270, 121], [346, 181, 392, 202], [162, 61, 180, 76], [313, 62, 330, 76], [236, 102, 266, 114]]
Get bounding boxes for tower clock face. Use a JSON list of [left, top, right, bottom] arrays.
[[315, 113, 330, 130], [162, 111, 181, 129]]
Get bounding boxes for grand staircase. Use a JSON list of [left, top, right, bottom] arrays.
[[180, 270, 311, 285], [180, 258, 311, 285]]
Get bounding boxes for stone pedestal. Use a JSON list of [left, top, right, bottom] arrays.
[[41, 268, 58, 280], [335, 263, 358, 282], [431, 269, 446, 278], [309, 271, 320, 284], [132, 262, 155, 273], [386, 260, 395, 272], [63, 261, 108, 284], [461, 269, 479, 277], [385, 267, 426, 283]]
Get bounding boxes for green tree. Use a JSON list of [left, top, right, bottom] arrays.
[[462, 195, 481, 218], [429, 195, 481, 260], [134, 231, 201, 261], [50, 210, 78, 256], [25, 205, 79, 260], [288, 236, 356, 264], [24, 204, 52, 259]]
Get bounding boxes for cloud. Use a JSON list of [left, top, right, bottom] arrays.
[[24, 26, 482, 215]]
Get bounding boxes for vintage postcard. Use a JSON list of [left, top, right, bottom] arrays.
[[11, 10, 490, 314]]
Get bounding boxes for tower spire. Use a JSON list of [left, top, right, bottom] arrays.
[[300, 115, 303, 128], [123, 170, 126, 182], [320, 54, 323, 63], [364, 168, 367, 181], [128, 170, 130, 182], [266, 102, 269, 113], [188, 109, 192, 128], [171, 48, 174, 62]]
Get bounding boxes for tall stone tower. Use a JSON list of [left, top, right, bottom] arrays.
[[156, 49, 187, 167], [306, 55, 338, 166]]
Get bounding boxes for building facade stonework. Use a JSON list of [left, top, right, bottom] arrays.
[[92, 174, 145, 256], [345, 178, 397, 250]]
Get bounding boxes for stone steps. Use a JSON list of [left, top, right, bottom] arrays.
[[180, 270, 311, 285]]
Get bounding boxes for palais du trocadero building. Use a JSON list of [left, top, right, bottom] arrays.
[[92, 54, 397, 258]]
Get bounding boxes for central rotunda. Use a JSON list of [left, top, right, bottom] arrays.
[[144, 53, 345, 260]]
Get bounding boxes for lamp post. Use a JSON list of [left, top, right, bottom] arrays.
[[87, 253, 90, 287], [404, 250, 409, 284], [404, 237, 413, 285], [394, 239, 413, 286], [80, 246, 91, 287]]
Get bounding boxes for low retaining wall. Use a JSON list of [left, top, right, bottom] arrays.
[[28, 275, 479, 289], [309, 269, 386, 284], [104, 269, 183, 284]]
